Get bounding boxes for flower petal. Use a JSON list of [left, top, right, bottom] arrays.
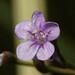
[[16, 41, 39, 61], [43, 22, 60, 41], [32, 11, 45, 29], [36, 42, 55, 60], [15, 20, 32, 40]]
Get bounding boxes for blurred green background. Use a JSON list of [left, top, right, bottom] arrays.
[[0, 0, 75, 75]]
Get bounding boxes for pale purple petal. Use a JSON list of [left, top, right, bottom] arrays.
[[16, 41, 39, 61], [43, 22, 60, 41], [32, 11, 45, 29], [36, 42, 55, 60], [15, 20, 32, 40]]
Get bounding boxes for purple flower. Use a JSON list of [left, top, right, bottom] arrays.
[[15, 11, 60, 61]]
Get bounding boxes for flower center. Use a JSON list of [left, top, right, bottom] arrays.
[[34, 32, 46, 44]]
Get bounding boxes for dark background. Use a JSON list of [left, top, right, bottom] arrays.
[[0, 0, 15, 75], [46, 0, 75, 67]]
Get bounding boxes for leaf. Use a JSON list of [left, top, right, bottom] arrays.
[[58, 35, 75, 67]]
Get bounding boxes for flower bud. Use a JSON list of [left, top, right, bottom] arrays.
[[0, 51, 14, 66], [0, 53, 4, 66]]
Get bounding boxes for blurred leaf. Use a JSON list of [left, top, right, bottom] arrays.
[[58, 35, 75, 67]]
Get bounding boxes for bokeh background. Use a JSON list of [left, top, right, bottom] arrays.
[[0, 0, 75, 75]]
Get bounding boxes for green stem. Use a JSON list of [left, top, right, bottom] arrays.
[[47, 66, 75, 75], [17, 59, 33, 66], [2, 51, 75, 75], [16, 59, 75, 75]]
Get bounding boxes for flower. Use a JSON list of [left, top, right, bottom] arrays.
[[15, 11, 60, 61]]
